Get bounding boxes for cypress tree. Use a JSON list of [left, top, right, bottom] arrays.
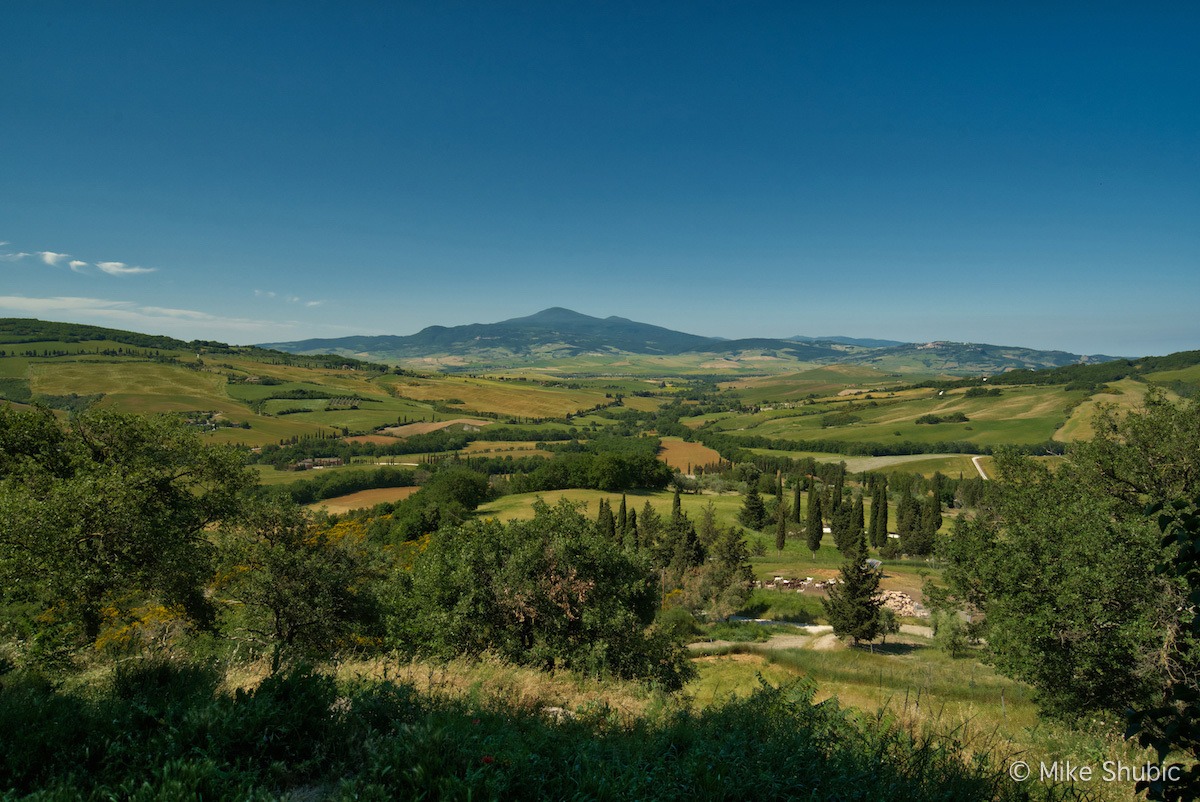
[[639, 501, 661, 556], [852, 492, 865, 549], [597, 498, 615, 541], [871, 482, 889, 548], [805, 489, 823, 558], [626, 508, 638, 549], [775, 495, 788, 551], [617, 493, 628, 547], [792, 481, 803, 523], [671, 486, 682, 523]]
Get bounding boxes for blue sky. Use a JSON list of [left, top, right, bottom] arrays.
[[2, 2, 1197, 355]]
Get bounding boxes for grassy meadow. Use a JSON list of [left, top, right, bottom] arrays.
[[710, 384, 1089, 448]]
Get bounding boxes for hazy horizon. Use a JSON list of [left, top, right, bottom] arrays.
[[3, 4, 1197, 356]]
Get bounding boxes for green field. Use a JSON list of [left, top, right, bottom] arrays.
[[724, 364, 910, 404], [706, 385, 1088, 448], [1054, 378, 1165, 442]]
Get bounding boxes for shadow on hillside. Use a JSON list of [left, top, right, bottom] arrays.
[[861, 642, 923, 656]]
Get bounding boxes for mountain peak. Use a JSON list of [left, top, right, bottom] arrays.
[[501, 307, 598, 326]]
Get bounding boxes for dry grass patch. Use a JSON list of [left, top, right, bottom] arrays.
[[658, 437, 722, 472], [309, 486, 420, 514], [342, 434, 400, 444]]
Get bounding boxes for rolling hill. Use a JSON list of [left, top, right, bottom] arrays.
[[260, 307, 1122, 375]]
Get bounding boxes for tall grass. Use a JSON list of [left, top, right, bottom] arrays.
[[0, 657, 1076, 801]]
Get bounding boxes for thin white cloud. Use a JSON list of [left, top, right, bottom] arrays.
[[96, 261, 157, 276], [255, 289, 324, 308], [1, 252, 31, 262], [69, 260, 89, 273], [0, 295, 286, 337], [38, 251, 70, 266]]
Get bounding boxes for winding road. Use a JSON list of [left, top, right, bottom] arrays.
[[972, 456, 989, 480]]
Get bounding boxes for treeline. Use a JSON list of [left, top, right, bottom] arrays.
[[252, 426, 579, 466]]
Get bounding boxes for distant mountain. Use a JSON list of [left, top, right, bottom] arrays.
[[839, 341, 1122, 373], [258, 308, 1125, 375], [262, 307, 719, 359]]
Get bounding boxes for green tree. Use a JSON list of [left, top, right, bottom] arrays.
[[217, 499, 381, 672], [684, 525, 754, 621], [1127, 496, 1200, 800], [869, 481, 889, 548], [896, 492, 921, 553], [391, 499, 693, 689], [596, 498, 616, 540], [942, 447, 1170, 719], [774, 495, 789, 551], [638, 501, 662, 554], [617, 493, 628, 547], [805, 488, 824, 558], [738, 482, 768, 531], [822, 529, 881, 646], [878, 606, 900, 645], [0, 407, 251, 651]]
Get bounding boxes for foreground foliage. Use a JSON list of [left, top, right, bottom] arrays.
[[0, 661, 1064, 801]]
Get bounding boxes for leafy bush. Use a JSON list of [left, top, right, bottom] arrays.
[[388, 499, 694, 689]]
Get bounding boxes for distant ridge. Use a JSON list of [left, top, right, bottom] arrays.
[[258, 307, 1123, 374], [789, 335, 906, 348]]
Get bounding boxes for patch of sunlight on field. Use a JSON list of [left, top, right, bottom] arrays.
[[377, 374, 607, 418], [618, 395, 666, 411], [309, 485, 420, 513], [687, 653, 794, 707], [1054, 378, 1159, 442], [30, 361, 230, 402], [658, 436, 723, 471], [0, 358, 32, 378]]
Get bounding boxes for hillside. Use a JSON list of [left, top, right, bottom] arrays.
[[259, 307, 1122, 376]]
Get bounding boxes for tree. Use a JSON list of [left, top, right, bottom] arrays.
[[0, 407, 252, 651], [596, 498, 616, 540], [877, 607, 900, 645], [830, 502, 854, 554], [805, 488, 823, 558], [774, 495, 789, 551], [217, 499, 381, 672], [896, 492, 921, 553], [822, 529, 881, 646], [738, 482, 768, 531], [869, 481, 889, 548], [792, 481, 803, 523], [617, 494, 628, 547], [638, 501, 662, 554], [942, 442, 1176, 719], [1127, 497, 1200, 801], [683, 525, 754, 621], [392, 499, 693, 689]]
